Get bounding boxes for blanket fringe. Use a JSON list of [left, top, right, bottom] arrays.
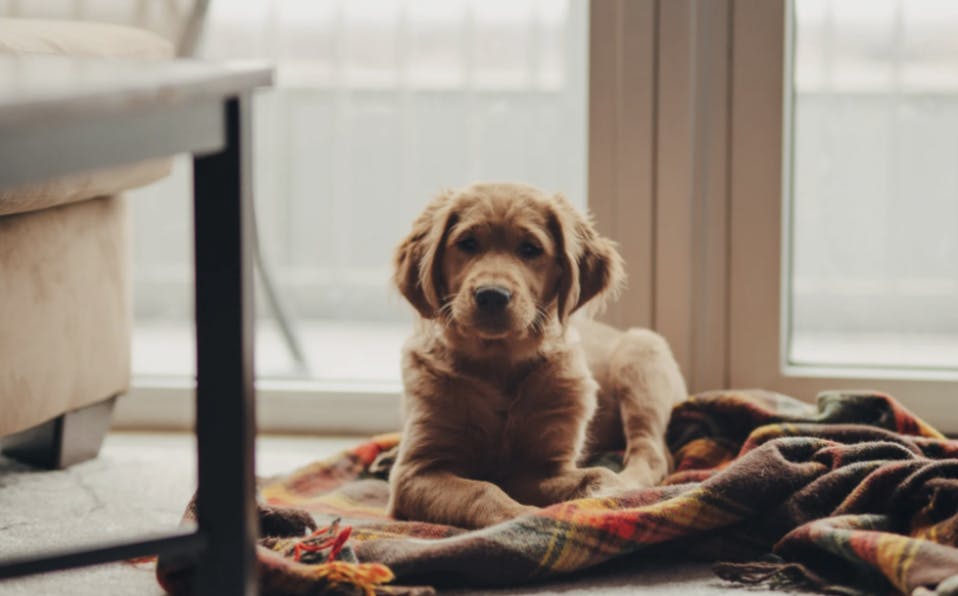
[[302, 560, 394, 596], [713, 561, 832, 593]]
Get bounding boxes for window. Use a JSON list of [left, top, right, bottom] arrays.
[[789, 0, 958, 371], [119, 0, 957, 432], [728, 0, 958, 431], [121, 0, 588, 428]]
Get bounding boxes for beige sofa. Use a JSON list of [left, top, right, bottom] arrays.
[[0, 18, 174, 467]]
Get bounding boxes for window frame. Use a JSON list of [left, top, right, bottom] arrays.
[[588, 0, 732, 393]]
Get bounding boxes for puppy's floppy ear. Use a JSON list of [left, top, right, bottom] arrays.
[[394, 191, 457, 318], [548, 194, 625, 322]]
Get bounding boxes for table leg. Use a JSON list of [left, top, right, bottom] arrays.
[[192, 96, 259, 595]]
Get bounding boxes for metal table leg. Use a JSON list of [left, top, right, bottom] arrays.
[[192, 95, 259, 595]]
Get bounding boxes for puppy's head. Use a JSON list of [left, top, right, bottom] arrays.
[[394, 182, 624, 342]]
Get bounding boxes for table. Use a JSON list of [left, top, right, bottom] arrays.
[[0, 56, 272, 595]]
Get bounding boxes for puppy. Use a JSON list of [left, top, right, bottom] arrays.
[[388, 182, 687, 529]]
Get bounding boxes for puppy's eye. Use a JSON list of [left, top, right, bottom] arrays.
[[518, 241, 543, 259], [456, 237, 479, 253]]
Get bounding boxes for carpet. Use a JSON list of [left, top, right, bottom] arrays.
[[157, 390, 958, 596]]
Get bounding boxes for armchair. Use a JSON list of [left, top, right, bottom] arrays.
[[0, 17, 175, 467]]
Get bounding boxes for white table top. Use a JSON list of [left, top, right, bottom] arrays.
[[0, 56, 273, 128]]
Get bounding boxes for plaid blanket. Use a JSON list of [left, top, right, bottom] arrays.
[[156, 390, 958, 595]]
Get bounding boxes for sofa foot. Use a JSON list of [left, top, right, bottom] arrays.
[[1, 396, 117, 469]]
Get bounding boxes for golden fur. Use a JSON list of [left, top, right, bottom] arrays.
[[388, 182, 687, 529]]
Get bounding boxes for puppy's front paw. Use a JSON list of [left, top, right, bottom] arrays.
[[476, 503, 540, 528], [258, 503, 317, 537], [579, 467, 627, 499], [619, 456, 668, 489]]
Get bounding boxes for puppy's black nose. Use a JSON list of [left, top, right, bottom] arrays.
[[474, 286, 511, 313]]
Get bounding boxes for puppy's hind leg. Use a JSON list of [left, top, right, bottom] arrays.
[[610, 329, 687, 488]]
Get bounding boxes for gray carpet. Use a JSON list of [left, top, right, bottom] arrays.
[[0, 433, 802, 595]]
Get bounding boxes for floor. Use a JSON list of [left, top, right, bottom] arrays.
[[0, 433, 800, 595]]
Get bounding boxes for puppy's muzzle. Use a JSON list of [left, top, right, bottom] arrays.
[[474, 285, 511, 314]]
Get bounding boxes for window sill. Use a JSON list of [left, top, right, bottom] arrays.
[[113, 377, 402, 435]]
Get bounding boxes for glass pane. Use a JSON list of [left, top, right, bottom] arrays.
[[789, 0, 958, 370], [128, 0, 588, 384]]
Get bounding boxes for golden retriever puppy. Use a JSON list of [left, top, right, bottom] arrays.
[[388, 182, 687, 529]]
